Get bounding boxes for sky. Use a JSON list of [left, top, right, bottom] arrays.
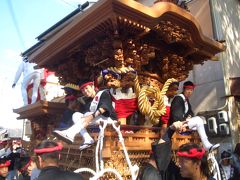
[[0, 0, 92, 130]]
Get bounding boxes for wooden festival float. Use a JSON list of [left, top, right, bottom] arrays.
[[13, 0, 225, 179]]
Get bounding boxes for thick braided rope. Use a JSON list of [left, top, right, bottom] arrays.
[[134, 77, 177, 124], [160, 78, 178, 96], [107, 66, 135, 74]]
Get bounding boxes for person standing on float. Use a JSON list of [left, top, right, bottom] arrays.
[[53, 79, 117, 150], [12, 56, 43, 106]]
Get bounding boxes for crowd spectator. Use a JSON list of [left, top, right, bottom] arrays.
[[34, 140, 83, 180], [219, 150, 239, 180]]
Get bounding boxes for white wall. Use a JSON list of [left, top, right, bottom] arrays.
[[185, 0, 226, 113]]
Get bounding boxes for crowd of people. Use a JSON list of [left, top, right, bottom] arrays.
[[0, 131, 40, 180], [0, 130, 83, 180], [51, 78, 239, 180], [3, 76, 240, 179]]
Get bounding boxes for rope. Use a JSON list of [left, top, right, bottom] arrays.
[[208, 151, 221, 180], [107, 66, 135, 74], [112, 120, 139, 180], [77, 118, 138, 180], [74, 167, 96, 176], [134, 77, 177, 124]]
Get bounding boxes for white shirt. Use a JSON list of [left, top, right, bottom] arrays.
[[222, 165, 231, 179]]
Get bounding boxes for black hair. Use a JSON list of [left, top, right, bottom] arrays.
[[221, 150, 231, 159], [15, 156, 31, 176], [183, 81, 194, 88], [0, 157, 8, 165], [169, 82, 179, 87], [35, 140, 60, 163], [178, 143, 210, 178]]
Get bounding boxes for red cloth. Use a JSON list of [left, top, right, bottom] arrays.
[[112, 96, 138, 118], [27, 69, 54, 104], [161, 105, 170, 124]]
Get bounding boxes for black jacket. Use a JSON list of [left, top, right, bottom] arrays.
[[137, 162, 162, 180], [169, 95, 194, 125], [37, 166, 83, 180]]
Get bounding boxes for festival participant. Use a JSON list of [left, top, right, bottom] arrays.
[[12, 56, 43, 106], [148, 121, 215, 180], [34, 140, 83, 180], [53, 79, 117, 150], [177, 143, 215, 180], [58, 83, 91, 129], [15, 156, 32, 180], [169, 81, 219, 151], [137, 121, 184, 180], [0, 157, 10, 180], [6, 140, 22, 180], [137, 151, 162, 180], [15, 156, 40, 180], [218, 150, 239, 180], [159, 82, 179, 137], [0, 130, 11, 158]]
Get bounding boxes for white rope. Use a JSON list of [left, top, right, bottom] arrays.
[[208, 151, 221, 180], [95, 122, 105, 172], [74, 167, 96, 176], [99, 120, 108, 171], [75, 118, 138, 180], [111, 120, 139, 180]]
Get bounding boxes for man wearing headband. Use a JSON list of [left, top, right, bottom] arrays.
[[0, 156, 10, 180], [54, 79, 117, 150], [177, 143, 214, 180], [169, 81, 219, 151], [137, 121, 183, 180], [15, 156, 32, 180], [34, 140, 83, 180], [151, 121, 215, 180]]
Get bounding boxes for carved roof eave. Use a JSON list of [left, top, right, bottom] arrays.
[[27, 0, 225, 67], [13, 101, 66, 120]]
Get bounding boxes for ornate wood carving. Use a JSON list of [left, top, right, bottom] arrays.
[[155, 21, 192, 44]]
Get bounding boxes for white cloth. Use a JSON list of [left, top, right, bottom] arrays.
[[0, 147, 11, 157], [89, 90, 106, 112], [221, 165, 231, 179], [187, 116, 212, 150], [67, 90, 113, 143], [13, 61, 44, 105]]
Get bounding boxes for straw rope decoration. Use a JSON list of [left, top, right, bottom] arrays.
[[64, 83, 80, 91], [134, 77, 177, 124], [107, 66, 135, 74], [106, 65, 177, 125]]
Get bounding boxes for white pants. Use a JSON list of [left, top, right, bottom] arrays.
[[21, 72, 41, 105], [187, 116, 213, 150], [65, 112, 112, 142]]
